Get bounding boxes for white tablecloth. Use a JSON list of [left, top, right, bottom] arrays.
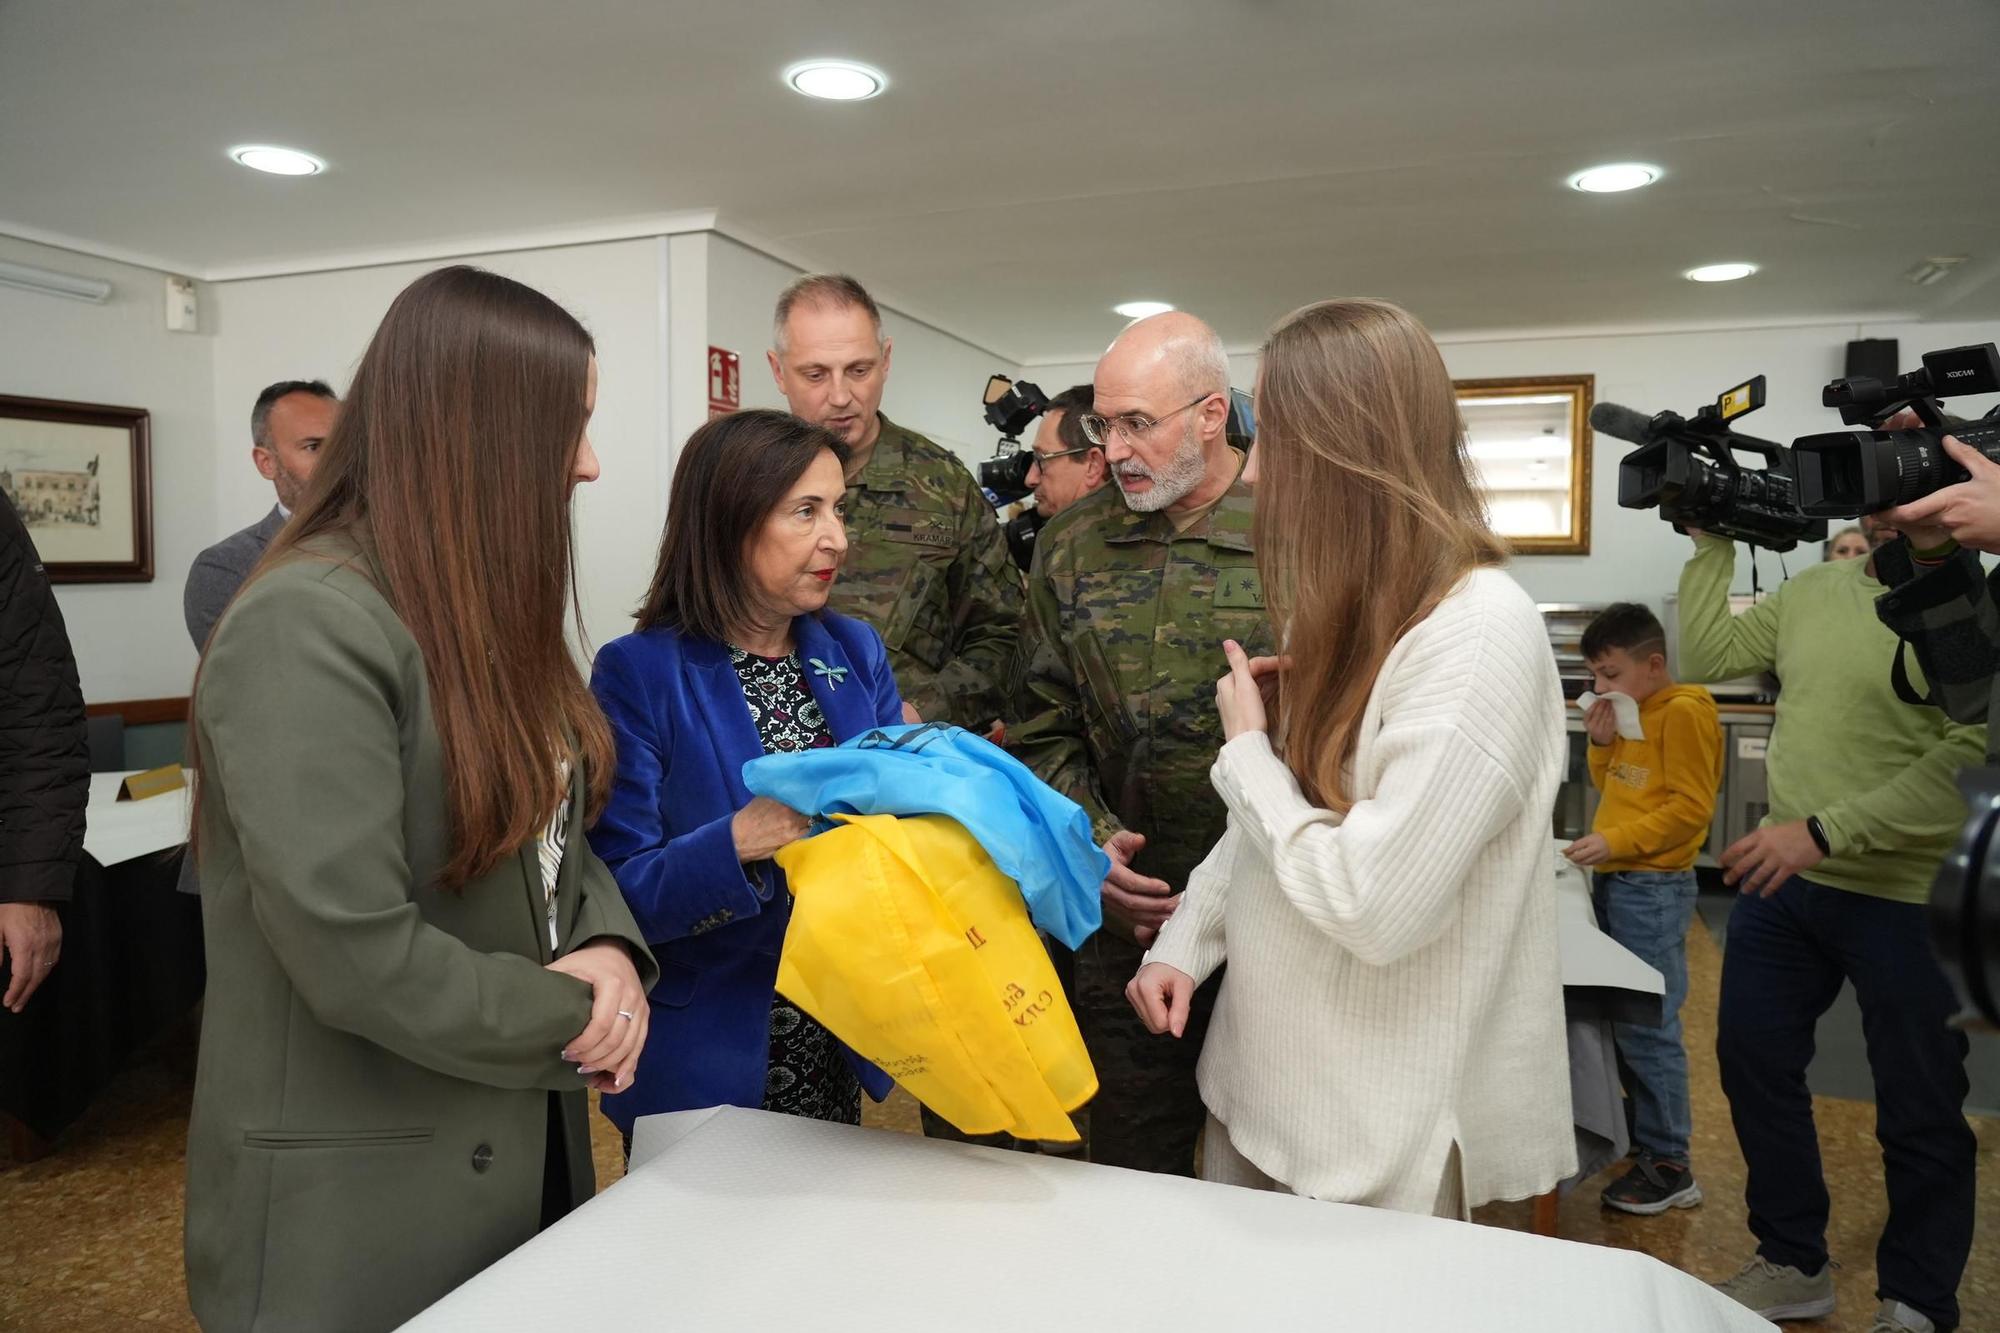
[[404, 1106, 1772, 1332], [79, 770, 190, 867]]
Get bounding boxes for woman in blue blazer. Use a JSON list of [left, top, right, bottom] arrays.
[[589, 409, 903, 1148]]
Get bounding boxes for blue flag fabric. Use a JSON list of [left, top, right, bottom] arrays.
[[742, 723, 1106, 949]]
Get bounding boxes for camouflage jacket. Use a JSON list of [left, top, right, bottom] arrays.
[[824, 413, 1023, 729], [1010, 457, 1274, 892], [1874, 538, 2000, 762]]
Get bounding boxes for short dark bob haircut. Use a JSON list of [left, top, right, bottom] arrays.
[[635, 408, 850, 641]]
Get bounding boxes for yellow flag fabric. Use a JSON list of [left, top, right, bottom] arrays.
[[774, 812, 1097, 1142]]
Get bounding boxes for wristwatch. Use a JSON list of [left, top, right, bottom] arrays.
[[1805, 815, 1831, 857]]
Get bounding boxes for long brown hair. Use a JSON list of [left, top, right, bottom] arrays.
[[196, 265, 613, 888], [634, 409, 848, 640], [1254, 298, 1506, 811]]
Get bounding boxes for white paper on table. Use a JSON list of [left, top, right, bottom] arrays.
[[1551, 841, 1664, 997], [80, 770, 192, 866], [1577, 691, 1644, 741]]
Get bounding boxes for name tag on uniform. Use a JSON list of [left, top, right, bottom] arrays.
[[1215, 571, 1265, 609], [883, 519, 954, 549]]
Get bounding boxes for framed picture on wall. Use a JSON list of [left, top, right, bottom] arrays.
[[1455, 374, 1594, 556], [0, 393, 153, 582]]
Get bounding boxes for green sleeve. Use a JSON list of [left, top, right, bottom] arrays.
[[1675, 535, 1780, 683], [1818, 715, 1988, 857], [201, 576, 596, 1091], [1007, 538, 1121, 844], [569, 849, 661, 992], [931, 471, 1023, 727]]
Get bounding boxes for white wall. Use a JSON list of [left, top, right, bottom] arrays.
[[706, 235, 1015, 466], [0, 235, 216, 701], [208, 239, 668, 653], [1027, 317, 2000, 612]]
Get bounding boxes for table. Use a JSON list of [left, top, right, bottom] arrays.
[[405, 1105, 1773, 1332], [0, 775, 201, 1147], [1551, 843, 1666, 1200]]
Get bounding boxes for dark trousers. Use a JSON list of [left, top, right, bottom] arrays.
[[1716, 876, 1975, 1330], [1069, 931, 1214, 1175]]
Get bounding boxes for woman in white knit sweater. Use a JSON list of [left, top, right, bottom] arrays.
[[1127, 298, 1575, 1217]]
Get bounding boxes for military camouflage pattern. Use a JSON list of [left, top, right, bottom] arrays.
[[1009, 453, 1273, 1173], [1012, 456, 1274, 885], [1065, 929, 1215, 1175], [825, 413, 1023, 729]]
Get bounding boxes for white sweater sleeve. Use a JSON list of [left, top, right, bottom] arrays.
[[1211, 727, 1528, 966], [1144, 818, 1239, 986]]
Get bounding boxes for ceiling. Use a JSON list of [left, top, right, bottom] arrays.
[[4, 0, 1998, 363]]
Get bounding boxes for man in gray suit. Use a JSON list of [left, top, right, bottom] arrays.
[[179, 380, 336, 895], [183, 379, 338, 651]]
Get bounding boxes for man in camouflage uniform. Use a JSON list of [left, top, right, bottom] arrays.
[[1012, 311, 1274, 1175], [767, 274, 1020, 731]]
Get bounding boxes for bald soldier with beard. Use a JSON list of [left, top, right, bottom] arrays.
[[1011, 312, 1274, 1174]]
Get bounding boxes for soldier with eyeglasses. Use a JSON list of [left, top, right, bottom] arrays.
[[1011, 311, 1273, 1175], [1023, 384, 1111, 519]]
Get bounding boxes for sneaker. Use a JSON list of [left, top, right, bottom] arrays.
[[1868, 1300, 1937, 1333], [1712, 1255, 1837, 1322], [1601, 1154, 1703, 1215]]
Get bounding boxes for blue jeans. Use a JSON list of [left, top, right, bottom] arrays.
[[1717, 876, 1974, 1331], [1591, 869, 1698, 1164]]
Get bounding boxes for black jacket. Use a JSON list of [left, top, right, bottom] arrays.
[[0, 498, 88, 902]]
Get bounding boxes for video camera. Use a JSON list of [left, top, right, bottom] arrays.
[[1601, 376, 1827, 552], [1933, 768, 2000, 1030], [1790, 344, 2000, 517], [977, 375, 1051, 505], [977, 375, 1053, 570]]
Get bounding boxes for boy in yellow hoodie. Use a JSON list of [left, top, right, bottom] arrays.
[[1565, 602, 1723, 1216]]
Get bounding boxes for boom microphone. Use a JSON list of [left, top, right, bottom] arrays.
[[1590, 401, 1657, 445]]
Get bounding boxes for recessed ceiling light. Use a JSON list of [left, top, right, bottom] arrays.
[[1685, 262, 1758, 283], [230, 145, 324, 176], [784, 60, 886, 101], [1113, 301, 1175, 319], [1569, 163, 1661, 194]]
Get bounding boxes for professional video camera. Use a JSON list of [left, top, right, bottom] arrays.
[[1600, 376, 1827, 552], [977, 375, 1053, 570], [1933, 768, 2000, 1029], [1789, 343, 2000, 518]]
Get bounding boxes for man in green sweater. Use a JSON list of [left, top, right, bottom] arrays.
[[1678, 524, 1982, 1333]]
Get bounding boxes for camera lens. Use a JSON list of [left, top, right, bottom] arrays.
[[978, 450, 1034, 503]]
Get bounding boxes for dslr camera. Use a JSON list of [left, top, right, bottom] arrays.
[[1602, 376, 1827, 551], [1789, 343, 2000, 517]]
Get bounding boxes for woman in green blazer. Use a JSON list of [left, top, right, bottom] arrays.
[[185, 266, 658, 1332]]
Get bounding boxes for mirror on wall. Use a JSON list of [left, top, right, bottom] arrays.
[[1455, 374, 1594, 555]]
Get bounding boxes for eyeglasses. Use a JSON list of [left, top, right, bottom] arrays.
[[1028, 444, 1094, 467], [1078, 393, 1218, 447]]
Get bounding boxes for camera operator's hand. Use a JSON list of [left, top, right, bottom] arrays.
[[1883, 433, 2000, 555], [1583, 699, 1617, 747], [1720, 820, 1825, 898]]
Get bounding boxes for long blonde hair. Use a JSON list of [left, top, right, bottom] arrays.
[[1255, 298, 1506, 811]]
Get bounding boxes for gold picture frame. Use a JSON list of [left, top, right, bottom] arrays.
[[1455, 374, 1594, 556]]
